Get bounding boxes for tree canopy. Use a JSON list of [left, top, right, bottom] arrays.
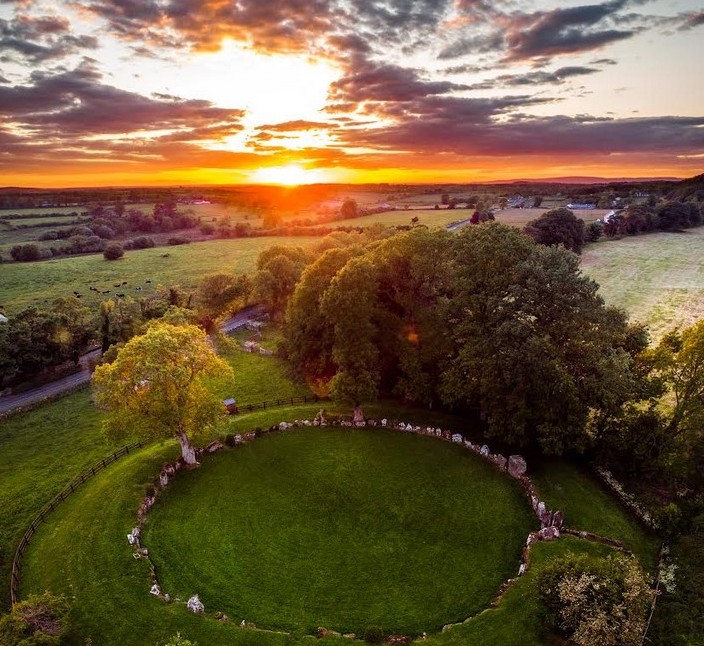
[[284, 224, 641, 453], [92, 322, 233, 464], [524, 207, 585, 253]]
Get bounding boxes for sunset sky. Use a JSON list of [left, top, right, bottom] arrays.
[[1, 0, 703, 186]]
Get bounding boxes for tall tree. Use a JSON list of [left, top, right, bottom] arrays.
[[92, 322, 233, 464], [525, 208, 585, 253], [644, 320, 704, 438], [254, 246, 311, 320]]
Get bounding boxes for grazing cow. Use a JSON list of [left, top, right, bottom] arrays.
[[145, 279, 152, 283]]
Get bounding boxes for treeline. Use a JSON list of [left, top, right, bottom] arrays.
[[524, 200, 704, 254]]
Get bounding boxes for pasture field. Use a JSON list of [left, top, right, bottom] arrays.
[[0, 236, 318, 313], [0, 215, 83, 226], [334, 207, 468, 228], [0, 206, 87, 217], [582, 228, 704, 340], [494, 207, 607, 228]]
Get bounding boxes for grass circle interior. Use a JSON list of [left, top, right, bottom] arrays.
[[143, 428, 536, 636]]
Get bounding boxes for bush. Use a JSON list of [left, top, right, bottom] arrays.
[[132, 236, 155, 249], [538, 553, 654, 646], [224, 434, 238, 447], [92, 224, 115, 239], [0, 592, 70, 644], [10, 243, 42, 261], [168, 236, 190, 245], [364, 626, 384, 643], [200, 223, 215, 234], [103, 243, 125, 260]]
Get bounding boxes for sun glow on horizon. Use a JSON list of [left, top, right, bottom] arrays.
[[249, 164, 330, 185]]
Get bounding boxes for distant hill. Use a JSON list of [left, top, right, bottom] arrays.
[[485, 176, 682, 185], [667, 173, 704, 201]]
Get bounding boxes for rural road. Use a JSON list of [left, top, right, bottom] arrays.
[[0, 305, 264, 415]]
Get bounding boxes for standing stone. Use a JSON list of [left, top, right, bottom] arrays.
[[551, 510, 564, 529], [480, 445, 490, 457], [540, 508, 552, 528], [538, 526, 560, 541], [508, 455, 527, 478], [187, 595, 205, 613], [537, 501, 546, 517]]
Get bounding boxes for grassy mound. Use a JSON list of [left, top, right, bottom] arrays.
[[143, 428, 536, 636]]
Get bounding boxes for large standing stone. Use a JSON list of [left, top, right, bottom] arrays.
[[480, 444, 490, 457], [538, 526, 560, 541], [508, 455, 527, 478], [187, 595, 205, 613], [551, 510, 564, 529]]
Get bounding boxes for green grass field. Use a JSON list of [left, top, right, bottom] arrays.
[[531, 460, 658, 568], [1, 346, 657, 643], [144, 429, 536, 635], [0, 236, 318, 313], [334, 208, 468, 229], [15, 400, 653, 645], [494, 207, 607, 228], [582, 228, 704, 340]]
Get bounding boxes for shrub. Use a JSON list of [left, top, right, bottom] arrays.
[[103, 243, 125, 260], [364, 626, 384, 643], [92, 224, 115, 239], [168, 235, 190, 245], [10, 243, 42, 261], [200, 222, 215, 234], [586, 221, 603, 242], [0, 592, 70, 644], [224, 434, 238, 447], [538, 553, 654, 646], [132, 236, 155, 249]]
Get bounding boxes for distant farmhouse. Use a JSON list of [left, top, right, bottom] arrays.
[[566, 203, 596, 209]]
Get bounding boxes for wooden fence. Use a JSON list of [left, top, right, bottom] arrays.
[[9, 441, 143, 605], [235, 394, 329, 413], [9, 395, 328, 605]]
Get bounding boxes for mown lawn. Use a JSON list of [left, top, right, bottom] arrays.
[[144, 429, 536, 635], [581, 227, 704, 340], [0, 236, 318, 313]]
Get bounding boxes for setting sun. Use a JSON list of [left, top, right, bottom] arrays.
[[250, 165, 327, 185]]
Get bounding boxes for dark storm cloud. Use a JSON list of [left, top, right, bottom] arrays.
[[82, 0, 455, 54], [678, 11, 704, 30], [0, 14, 98, 63], [0, 64, 245, 135], [336, 99, 704, 158], [466, 66, 600, 89], [437, 32, 505, 59], [502, 1, 635, 61], [0, 61, 246, 170], [330, 59, 469, 103]]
